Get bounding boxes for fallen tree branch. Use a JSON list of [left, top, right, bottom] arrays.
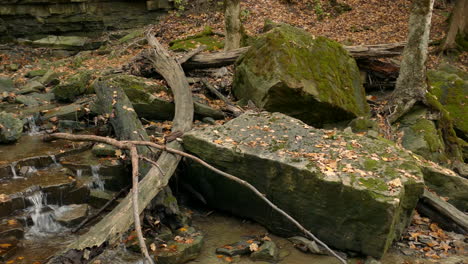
[[72, 186, 130, 234], [201, 78, 243, 117], [177, 45, 207, 65], [47, 31, 194, 264], [45, 132, 347, 264]]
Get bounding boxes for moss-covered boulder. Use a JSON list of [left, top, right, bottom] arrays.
[[0, 112, 23, 144], [428, 65, 468, 139], [169, 27, 224, 52], [232, 24, 369, 127], [182, 111, 424, 258], [0, 77, 14, 92], [397, 106, 447, 163], [95, 74, 224, 120], [52, 71, 93, 102]]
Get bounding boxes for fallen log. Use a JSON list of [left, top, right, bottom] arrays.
[[416, 190, 468, 234], [123, 42, 405, 75], [47, 32, 194, 263]]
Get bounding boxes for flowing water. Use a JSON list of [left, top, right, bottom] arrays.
[[89, 165, 105, 190], [26, 115, 41, 135], [10, 162, 20, 179], [26, 191, 63, 237]]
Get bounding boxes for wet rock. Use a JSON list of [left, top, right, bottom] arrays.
[[58, 120, 85, 132], [154, 232, 204, 264], [43, 103, 86, 121], [88, 189, 115, 209], [183, 111, 425, 258], [0, 112, 23, 143], [18, 80, 44, 94], [25, 69, 47, 78], [92, 143, 118, 157], [288, 236, 324, 254], [0, 238, 19, 261], [54, 204, 89, 227], [216, 240, 261, 256], [0, 77, 14, 92], [421, 163, 468, 211], [250, 241, 278, 262], [52, 71, 93, 102], [233, 23, 369, 127], [0, 219, 24, 241]]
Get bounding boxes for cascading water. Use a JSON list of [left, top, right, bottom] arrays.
[[90, 165, 105, 190], [26, 116, 41, 135], [26, 191, 63, 237], [10, 162, 20, 179], [49, 155, 60, 166], [76, 169, 83, 178]]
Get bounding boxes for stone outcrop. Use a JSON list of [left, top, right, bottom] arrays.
[[233, 24, 369, 127], [0, 0, 170, 42], [183, 111, 424, 258]]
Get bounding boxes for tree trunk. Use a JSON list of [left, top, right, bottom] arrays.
[[224, 0, 242, 50], [387, 0, 435, 123], [441, 0, 468, 51]]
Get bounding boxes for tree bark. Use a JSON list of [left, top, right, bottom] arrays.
[[224, 0, 242, 50], [387, 0, 435, 123], [441, 0, 468, 51], [47, 32, 194, 263]]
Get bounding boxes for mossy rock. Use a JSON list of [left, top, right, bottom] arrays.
[[0, 77, 14, 92], [25, 69, 47, 78], [232, 23, 369, 127], [397, 106, 447, 163], [169, 27, 224, 52], [52, 71, 93, 102], [0, 112, 23, 144], [183, 111, 424, 258], [96, 74, 224, 121], [428, 66, 468, 139]]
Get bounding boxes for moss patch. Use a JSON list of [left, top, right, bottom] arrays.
[[169, 27, 224, 51]]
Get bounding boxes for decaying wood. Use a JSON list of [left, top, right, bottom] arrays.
[[124, 43, 405, 76], [177, 45, 207, 65], [72, 186, 130, 233], [417, 190, 468, 234], [44, 133, 347, 264], [201, 78, 243, 116], [47, 32, 194, 263]]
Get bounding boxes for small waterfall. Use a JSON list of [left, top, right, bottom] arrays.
[[49, 155, 60, 166], [25, 166, 38, 175], [76, 169, 83, 178], [26, 191, 62, 236], [27, 115, 40, 135], [90, 165, 105, 191], [10, 162, 20, 179]]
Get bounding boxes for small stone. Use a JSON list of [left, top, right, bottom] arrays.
[[399, 248, 414, 256], [216, 240, 261, 257], [202, 117, 216, 125], [0, 112, 23, 144], [364, 256, 381, 264], [15, 95, 39, 106], [91, 143, 118, 157], [0, 77, 14, 93], [38, 70, 60, 86], [250, 241, 278, 262], [54, 204, 89, 227]]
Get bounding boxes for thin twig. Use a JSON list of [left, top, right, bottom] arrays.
[[201, 78, 243, 116], [44, 133, 347, 264], [139, 155, 165, 176], [130, 146, 154, 264]]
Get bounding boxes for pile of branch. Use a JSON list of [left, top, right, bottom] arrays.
[[123, 42, 405, 76]]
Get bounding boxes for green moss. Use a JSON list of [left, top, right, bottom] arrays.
[[169, 27, 224, 51], [363, 159, 379, 171], [233, 23, 369, 126], [358, 178, 388, 193]]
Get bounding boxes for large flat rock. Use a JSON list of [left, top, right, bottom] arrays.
[[183, 111, 425, 258]]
